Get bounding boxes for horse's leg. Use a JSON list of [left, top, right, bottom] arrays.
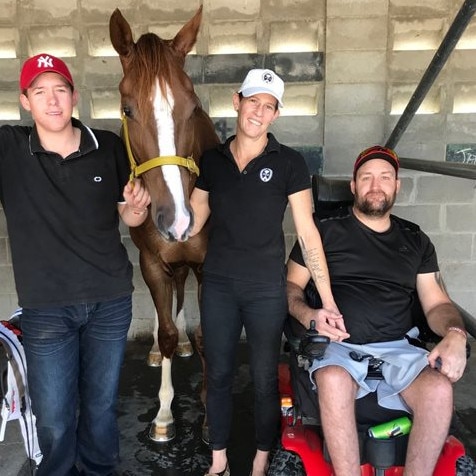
[[174, 266, 193, 357], [147, 309, 162, 367], [154, 355, 175, 441], [139, 250, 178, 442]]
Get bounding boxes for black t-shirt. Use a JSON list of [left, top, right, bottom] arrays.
[[195, 133, 310, 283], [289, 207, 439, 343], [0, 119, 133, 308]]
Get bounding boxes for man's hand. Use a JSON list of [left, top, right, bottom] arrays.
[[307, 308, 350, 342], [428, 332, 467, 383], [287, 265, 349, 342], [119, 178, 152, 226], [123, 178, 151, 212]]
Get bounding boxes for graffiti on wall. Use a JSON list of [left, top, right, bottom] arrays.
[[446, 144, 476, 165]]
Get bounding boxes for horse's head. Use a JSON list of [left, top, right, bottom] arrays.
[[110, 6, 218, 242]]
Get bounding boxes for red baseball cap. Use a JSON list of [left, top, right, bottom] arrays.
[[353, 145, 399, 179], [20, 53, 74, 90]]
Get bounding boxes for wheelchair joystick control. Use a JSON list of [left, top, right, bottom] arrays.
[[306, 319, 318, 337], [299, 319, 330, 362]]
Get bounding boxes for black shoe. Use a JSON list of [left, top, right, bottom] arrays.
[[204, 463, 230, 476]]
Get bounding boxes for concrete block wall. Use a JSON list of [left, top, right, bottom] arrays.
[[0, 0, 475, 338], [324, 0, 476, 317]]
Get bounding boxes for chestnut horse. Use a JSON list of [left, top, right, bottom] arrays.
[[109, 6, 219, 442]]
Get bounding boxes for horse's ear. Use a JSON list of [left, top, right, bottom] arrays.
[[172, 5, 203, 57], [109, 8, 135, 57]]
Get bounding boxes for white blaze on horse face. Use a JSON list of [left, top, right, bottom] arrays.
[[153, 79, 191, 239]]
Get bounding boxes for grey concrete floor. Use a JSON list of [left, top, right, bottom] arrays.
[[0, 339, 257, 476], [1, 338, 476, 476]]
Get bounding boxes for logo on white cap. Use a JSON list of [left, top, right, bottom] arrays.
[[262, 71, 273, 83]]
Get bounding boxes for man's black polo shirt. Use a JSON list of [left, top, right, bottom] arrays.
[[0, 118, 133, 308], [195, 133, 311, 283]]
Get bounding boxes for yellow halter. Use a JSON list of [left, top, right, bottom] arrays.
[[121, 113, 200, 182]]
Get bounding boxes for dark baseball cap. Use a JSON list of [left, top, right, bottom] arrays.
[[353, 145, 399, 179]]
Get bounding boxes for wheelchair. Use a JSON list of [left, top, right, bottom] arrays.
[[267, 177, 476, 476]]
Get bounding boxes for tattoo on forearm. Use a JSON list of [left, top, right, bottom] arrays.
[[299, 237, 326, 284]]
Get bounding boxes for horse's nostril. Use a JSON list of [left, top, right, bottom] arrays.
[[155, 210, 185, 242], [155, 211, 171, 239], [156, 211, 165, 228]]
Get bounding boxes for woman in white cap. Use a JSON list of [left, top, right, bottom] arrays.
[[190, 68, 343, 476]]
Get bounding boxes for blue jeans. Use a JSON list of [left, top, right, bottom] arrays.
[[201, 273, 287, 452], [21, 295, 132, 476]]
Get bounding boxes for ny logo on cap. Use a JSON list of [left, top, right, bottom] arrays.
[[37, 55, 54, 69], [262, 72, 273, 83]]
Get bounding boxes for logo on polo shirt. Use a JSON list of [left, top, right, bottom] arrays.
[[260, 168, 273, 182]]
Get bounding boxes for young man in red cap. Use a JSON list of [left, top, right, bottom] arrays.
[[0, 53, 150, 475], [286, 145, 468, 476]]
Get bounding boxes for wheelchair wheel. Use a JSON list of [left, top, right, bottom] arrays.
[[456, 454, 476, 476], [268, 448, 305, 476]]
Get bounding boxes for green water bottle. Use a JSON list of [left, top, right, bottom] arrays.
[[367, 416, 412, 439]]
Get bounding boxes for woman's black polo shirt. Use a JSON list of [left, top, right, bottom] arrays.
[[195, 133, 311, 283], [0, 118, 133, 308]]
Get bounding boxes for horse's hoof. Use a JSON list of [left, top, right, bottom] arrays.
[[176, 341, 194, 358], [149, 422, 176, 442], [201, 425, 210, 446], [147, 351, 162, 367]]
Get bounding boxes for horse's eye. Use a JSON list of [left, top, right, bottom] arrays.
[[123, 105, 132, 117]]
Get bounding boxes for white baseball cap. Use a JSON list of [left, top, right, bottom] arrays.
[[238, 68, 284, 107]]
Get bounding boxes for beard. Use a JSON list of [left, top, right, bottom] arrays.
[[354, 190, 396, 217]]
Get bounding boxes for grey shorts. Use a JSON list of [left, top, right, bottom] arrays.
[[308, 327, 429, 413]]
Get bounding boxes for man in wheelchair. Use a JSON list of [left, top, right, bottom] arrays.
[[286, 145, 468, 476]]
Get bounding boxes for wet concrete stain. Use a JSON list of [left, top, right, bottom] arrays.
[[116, 340, 256, 476]]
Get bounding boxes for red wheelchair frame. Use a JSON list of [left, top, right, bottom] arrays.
[[277, 361, 469, 476]]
